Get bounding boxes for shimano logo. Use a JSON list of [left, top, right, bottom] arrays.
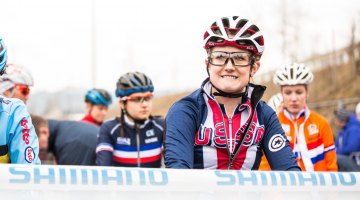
[[9, 167, 168, 186]]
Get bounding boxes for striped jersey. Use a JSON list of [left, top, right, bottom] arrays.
[[260, 108, 338, 171], [96, 115, 164, 167], [165, 79, 300, 170]]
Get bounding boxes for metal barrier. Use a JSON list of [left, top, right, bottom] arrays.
[[1, 164, 360, 200]]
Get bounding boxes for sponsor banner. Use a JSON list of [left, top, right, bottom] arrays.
[[1, 164, 359, 200]]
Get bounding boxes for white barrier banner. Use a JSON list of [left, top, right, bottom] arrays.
[[1, 164, 359, 200]]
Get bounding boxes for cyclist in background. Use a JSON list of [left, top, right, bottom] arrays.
[[31, 114, 99, 165], [81, 88, 112, 126], [0, 37, 40, 164], [0, 63, 34, 104], [164, 16, 299, 170], [267, 93, 283, 114], [333, 108, 360, 171], [260, 63, 337, 171], [96, 71, 164, 167]]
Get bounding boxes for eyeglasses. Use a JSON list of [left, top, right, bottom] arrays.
[[208, 51, 253, 67], [122, 94, 154, 103], [14, 85, 30, 96]]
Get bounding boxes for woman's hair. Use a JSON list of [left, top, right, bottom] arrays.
[[30, 114, 48, 137]]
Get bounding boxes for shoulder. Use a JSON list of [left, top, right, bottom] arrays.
[[101, 117, 119, 128], [151, 115, 164, 123], [256, 100, 276, 119], [99, 117, 120, 134], [0, 96, 26, 113], [308, 110, 329, 124], [52, 120, 100, 135], [1, 97, 31, 126], [150, 115, 165, 129], [169, 89, 204, 114]]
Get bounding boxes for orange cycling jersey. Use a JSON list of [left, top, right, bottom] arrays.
[[260, 107, 337, 171]]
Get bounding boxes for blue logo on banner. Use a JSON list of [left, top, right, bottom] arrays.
[[9, 167, 168, 186]]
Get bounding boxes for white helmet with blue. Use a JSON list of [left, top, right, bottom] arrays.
[[1, 64, 34, 86]]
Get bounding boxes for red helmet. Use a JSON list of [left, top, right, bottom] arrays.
[[203, 16, 264, 56]]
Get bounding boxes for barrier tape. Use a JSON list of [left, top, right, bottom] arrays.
[[1, 164, 359, 200]]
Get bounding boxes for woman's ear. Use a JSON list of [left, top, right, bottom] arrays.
[[119, 101, 125, 110], [85, 103, 92, 113], [251, 60, 261, 76]]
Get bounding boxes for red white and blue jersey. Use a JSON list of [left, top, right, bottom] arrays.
[[96, 116, 164, 167], [165, 79, 300, 170]]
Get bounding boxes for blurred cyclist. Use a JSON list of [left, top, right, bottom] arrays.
[[0, 63, 34, 104], [81, 88, 112, 126], [96, 71, 164, 167], [260, 63, 337, 171], [267, 92, 283, 114], [164, 16, 299, 170], [0, 37, 40, 164]]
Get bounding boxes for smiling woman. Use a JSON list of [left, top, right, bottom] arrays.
[[164, 16, 300, 171]]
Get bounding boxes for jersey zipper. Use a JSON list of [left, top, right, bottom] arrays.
[[212, 101, 233, 169], [135, 124, 141, 167], [227, 101, 260, 169], [228, 117, 233, 153]]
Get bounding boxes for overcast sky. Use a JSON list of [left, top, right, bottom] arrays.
[[2, 0, 360, 96]]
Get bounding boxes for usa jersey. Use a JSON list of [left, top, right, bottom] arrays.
[[96, 116, 164, 167], [165, 79, 300, 170], [0, 96, 40, 164]]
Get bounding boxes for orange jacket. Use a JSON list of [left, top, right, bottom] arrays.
[[260, 108, 338, 171]]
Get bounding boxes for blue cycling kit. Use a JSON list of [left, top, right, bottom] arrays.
[[0, 96, 40, 164]]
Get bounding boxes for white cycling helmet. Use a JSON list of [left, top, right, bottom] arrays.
[[1, 63, 34, 86], [267, 93, 283, 112], [203, 16, 264, 56], [273, 63, 313, 86]]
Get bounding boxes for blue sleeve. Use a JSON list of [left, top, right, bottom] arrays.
[[260, 104, 300, 171], [9, 101, 41, 164], [95, 122, 114, 166], [336, 126, 360, 155], [164, 101, 198, 169]]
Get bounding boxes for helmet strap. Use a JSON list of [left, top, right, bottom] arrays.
[[211, 81, 248, 99], [122, 104, 146, 125]]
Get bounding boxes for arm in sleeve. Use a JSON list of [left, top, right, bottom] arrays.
[[337, 126, 360, 155], [9, 102, 41, 164], [320, 120, 338, 171], [95, 122, 114, 166], [261, 108, 300, 171], [164, 101, 198, 169]]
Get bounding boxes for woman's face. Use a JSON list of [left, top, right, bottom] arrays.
[[281, 85, 308, 116], [87, 104, 109, 124], [206, 46, 259, 94], [121, 92, 153, 121]]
